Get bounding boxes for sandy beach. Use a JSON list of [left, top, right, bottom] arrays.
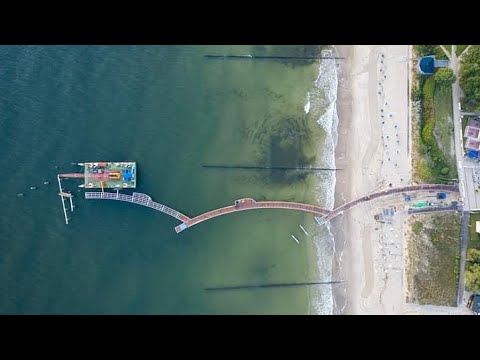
[[333, 45, 412, 314]]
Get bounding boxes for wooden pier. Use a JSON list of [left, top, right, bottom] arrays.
[[79, 182, 459, 236], [57, 175, 72, 224], [174, 198, 330, 233], [175, 184, 460, 233], [84, 191, 191, 223]]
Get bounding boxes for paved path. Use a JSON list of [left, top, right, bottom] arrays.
[[449, 45, 471, 306], [458, 45, 472, 60], [439, 45, 451, 60], [450, 45, 467, 209], [315, 184, 459, 225]]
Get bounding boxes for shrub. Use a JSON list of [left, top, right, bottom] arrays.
[[440, 167, 450, 175], [434, 68, 456, 88]]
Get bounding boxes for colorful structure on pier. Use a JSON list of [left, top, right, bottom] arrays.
[[57, 161, 136, 224], [84, 162, 136, 189]]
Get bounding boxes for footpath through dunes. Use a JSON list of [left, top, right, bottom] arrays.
[[175, 198, 331, 233], [316, 184, 460, 225]]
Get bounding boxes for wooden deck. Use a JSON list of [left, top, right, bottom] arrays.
[[58, 173, 85, 178], [175, 198, 330, 233], [83, 184, 460, 234], [315, 184, 459, 225], [85, 191, 190, 223], [175, 184, 460, 233]]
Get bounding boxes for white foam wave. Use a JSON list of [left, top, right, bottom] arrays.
[[305, 51, 339, 315]]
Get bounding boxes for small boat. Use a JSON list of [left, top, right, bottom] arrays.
[[78, 184, 85, 188], [43, 181, 50, 185], [77, 163, 85, 166], [291, 235, 300, 244], [30, 186, 37, 190], [17, 193, 24, 197]]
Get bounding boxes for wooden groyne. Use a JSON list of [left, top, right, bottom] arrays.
[[205, 280, 346, 291], [202, 164, 341, 171], [204, 54, 345, 60]]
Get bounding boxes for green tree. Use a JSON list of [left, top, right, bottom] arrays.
[[465, 263, 480, 293], [465, 248, 480, 293], [467, 248, 480, 263], [434, 68, 456, 88], [415, 45, 437, 57], [460, 46, 480, 108], [440, 167, 450, 175]]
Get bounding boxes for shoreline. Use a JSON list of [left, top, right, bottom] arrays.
[[331, 45, 411, 314], [330, 45, 353, 314]]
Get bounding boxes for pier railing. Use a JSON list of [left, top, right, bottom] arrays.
[[85, 191, 190, 222]]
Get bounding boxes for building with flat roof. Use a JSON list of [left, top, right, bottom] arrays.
[[466, 138, 480, 151], [468, 117, 480, 128], [464, 117, 480, 152], [465, 126, 480, 139]]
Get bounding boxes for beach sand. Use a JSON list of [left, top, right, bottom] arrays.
[[333, 45, 412, 314]]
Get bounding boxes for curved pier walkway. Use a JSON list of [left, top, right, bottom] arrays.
[[174, 198, 330, 233], [84, 184, 459, 234], [85, 192, 191, 223], [175, 184, 459, 233]]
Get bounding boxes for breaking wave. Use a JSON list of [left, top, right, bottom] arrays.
[[304, 50, 339, 315]]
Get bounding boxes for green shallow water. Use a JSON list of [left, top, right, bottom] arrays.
[[0, 45, 330, 314]]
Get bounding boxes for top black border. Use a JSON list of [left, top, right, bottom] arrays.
[[1, 6, 477, 44]]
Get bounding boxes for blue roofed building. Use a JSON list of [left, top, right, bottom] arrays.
[[122, 168, 133, 182], [418, 55, 449, 75]]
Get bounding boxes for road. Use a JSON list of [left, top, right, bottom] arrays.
[[450, 45, 467, 210], [449, 45, 471, 306]]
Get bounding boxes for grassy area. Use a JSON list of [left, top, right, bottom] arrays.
[[468, 213, 480, 250], [456, 45, 468, 57], [459, 45, 480, 112], [412, 71, 457, 183], [406, 212, 461, 306], [413, 45, 449, 60], [433, 86, 457, 179]]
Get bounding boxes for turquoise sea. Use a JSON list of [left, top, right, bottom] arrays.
[[0, 45, 338, 314]]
